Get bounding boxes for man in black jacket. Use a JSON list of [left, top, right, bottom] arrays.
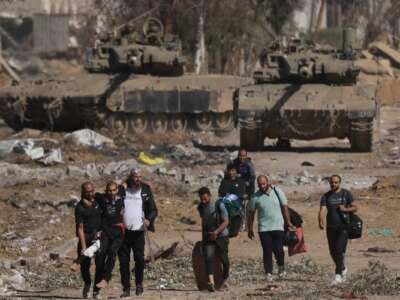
[[218, 163, 246, 203], [96, 182, 125, 292], [118, 169, 158, 297], [230, 149, 256, 199], [74, 181, 103, 299]]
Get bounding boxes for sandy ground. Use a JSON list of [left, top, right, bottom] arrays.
[[0, 107, 400, 299]]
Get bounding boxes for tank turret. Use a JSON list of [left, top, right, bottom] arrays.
[[253, 31, 360, 85], [85, 17, 185, 76], [235, 28, 376, 152]]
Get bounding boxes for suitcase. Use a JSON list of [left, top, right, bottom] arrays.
[[191, 241, 224, 290]]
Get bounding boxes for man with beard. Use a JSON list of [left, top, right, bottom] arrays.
[[118, 169, 158, 297], [74, 181, 103, 298]]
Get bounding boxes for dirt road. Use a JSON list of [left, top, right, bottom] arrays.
[[0, 107, 399, 299]]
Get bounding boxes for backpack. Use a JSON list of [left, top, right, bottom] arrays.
[[337, 190, 363, 239], [272, 187, 303, 228], [272, 187, 303, 246], [216, 194, 242, 238]]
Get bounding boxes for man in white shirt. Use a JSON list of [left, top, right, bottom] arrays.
[[118, 169, 157, 297]]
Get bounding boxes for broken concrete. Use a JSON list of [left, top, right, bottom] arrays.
[[369, 42, 400, 68], [64, 129, 115, 149]]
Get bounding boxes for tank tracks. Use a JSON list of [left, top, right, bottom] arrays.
[[104, 111, 234, 135], [239, 118, 374, 152]]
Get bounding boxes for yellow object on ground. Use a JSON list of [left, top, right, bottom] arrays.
[[138, 151, 164, 165]]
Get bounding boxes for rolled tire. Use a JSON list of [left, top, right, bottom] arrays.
[[240, 127, 264, 151]]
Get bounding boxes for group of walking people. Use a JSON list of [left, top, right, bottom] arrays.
[[74, 148, 358, 298], [73, 169, 157, 298]]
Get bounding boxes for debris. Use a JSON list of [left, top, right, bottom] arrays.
[[49, 253, 60, 261], [178, 217, 196, 225], [37, 148, 63, 166], [0, 55, 20, 83], [145, 242, 179, 264], [365, 247, 395, 253], [370, 42, 400, 68], [367, 228, 394, 237], [138, 152, 164, 165], [64, 129, 115, 149]]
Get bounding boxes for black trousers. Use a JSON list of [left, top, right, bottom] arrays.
[[77, 233, 102, 292], [327, 227, 348, 274], [118, 230, 145, 291], [203, 236, 230, 280], [259, 231, 285, 274], [98, 227, 124, 282]]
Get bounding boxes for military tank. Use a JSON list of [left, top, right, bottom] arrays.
[[0, 17, 251, 135], [234, 28, 376, 152]]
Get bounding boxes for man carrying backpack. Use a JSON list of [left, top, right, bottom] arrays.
[[318, 175, 358, 285], [230, 149, 256, 198], [197, 187, 229, 292], [247, 175, 295, 281], [229, 149, 256, 230], [218, 163, 246, 202]]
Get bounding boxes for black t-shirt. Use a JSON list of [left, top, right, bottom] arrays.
[[75, 194, 102, 235], [99, 194, 124, 228], [320, 189, 353, 229]]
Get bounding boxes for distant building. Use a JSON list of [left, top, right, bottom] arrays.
[[0, 0, 96, 53]]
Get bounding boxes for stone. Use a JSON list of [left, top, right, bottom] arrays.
[[37, 148, 64, 165], [64, 129, 115, 149], [66, 165, 86, 177]]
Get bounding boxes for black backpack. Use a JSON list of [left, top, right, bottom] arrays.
[[338, 190, 363, 240], [273, 187, 303, 246], [273, 187, 303, 228]]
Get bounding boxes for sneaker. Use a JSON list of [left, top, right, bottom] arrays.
[[135, 285, 144, 296], [266, 273, 274, 282], [207, 282, 215, 292], [120, 290, 130, 298], [96, 279, 108, 289], [278, 266, 287, 279], [82, 284, 90, 299], [278, 271, 287, 279], [332, 274, 343, 285], [341, 267, 348, 279], [93, 291, 102, 299]]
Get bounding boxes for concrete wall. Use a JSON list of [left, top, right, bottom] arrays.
[[33, 14, 69, 52]]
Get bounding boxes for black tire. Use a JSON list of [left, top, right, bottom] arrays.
[[240, 127, 264, 151], [349, 120, 373, 152]]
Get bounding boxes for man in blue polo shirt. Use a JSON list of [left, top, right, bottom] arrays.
[[247, 175, 295, 281]]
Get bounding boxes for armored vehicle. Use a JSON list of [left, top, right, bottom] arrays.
[[0, 18, 251, 135], [235, 29, 376, 152]]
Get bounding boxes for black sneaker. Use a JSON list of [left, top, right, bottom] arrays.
[[82, 284, 90, 299], [135, 285, 144, 296], [93, 291, 101, 299], [120, 290, 130, 298], [207, 282, 215, 292]]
